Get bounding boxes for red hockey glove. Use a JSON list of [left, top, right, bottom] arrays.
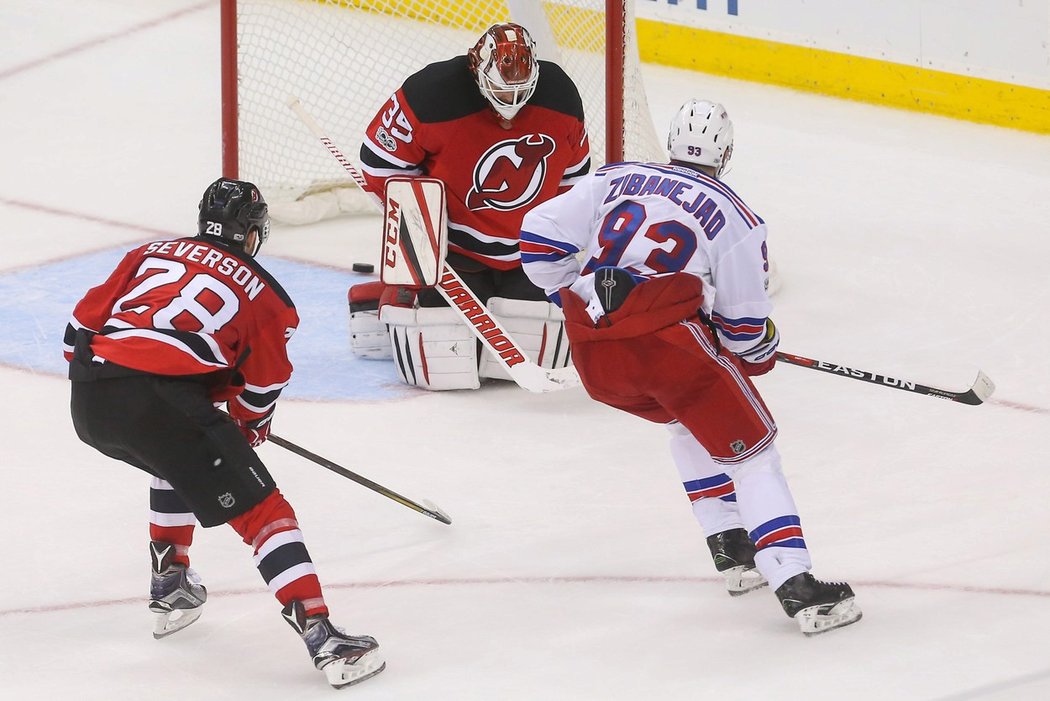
[[236, 416, 272, 447], [347, 282, 417, 313], [736, 318, 779, 377]]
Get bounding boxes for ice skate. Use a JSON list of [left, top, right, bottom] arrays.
[[148, 541, 207, 639], [775, 572, 862, 636], [706, 528, 768, 596], [282, 600, 386, 689]]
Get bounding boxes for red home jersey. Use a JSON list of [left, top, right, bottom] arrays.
[[63, 237, 298, 424], [360, 56, 591, 271]]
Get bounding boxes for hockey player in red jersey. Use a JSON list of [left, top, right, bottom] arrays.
[[349, 22, 587, 390], [520, 100, 862, 636], [64, 178, 385, 689]]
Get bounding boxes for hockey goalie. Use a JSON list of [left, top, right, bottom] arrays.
[[347, 22, 588, 391]]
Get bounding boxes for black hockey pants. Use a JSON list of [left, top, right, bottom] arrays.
[[69, 340, 275, 527]]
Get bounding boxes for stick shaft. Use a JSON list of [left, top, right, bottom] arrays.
[[775, 351, 994, 405], [269, 434, 452, 524]]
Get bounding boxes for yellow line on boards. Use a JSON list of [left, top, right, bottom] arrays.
[[638, 19, 1050, 135]]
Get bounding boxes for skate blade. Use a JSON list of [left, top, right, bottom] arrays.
[[724, 565, 769, 597], [796, 597, 863, 636], [152, 606, 203, 639], [324, 650, 386, 689]]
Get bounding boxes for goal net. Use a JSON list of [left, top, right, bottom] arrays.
[[221, 0, 666, 223]]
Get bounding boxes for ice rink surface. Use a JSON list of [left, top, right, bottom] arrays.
[[2, 2, 1049, 699]]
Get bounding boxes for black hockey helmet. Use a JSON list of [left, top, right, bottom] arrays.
[[198, 178, 270, 256]]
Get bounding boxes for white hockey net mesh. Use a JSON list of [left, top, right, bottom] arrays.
[[231, 0, 665, 222]]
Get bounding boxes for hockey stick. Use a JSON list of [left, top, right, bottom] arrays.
[[269, 433, 452, 524], [775, 351, 995, 406], [287, 96, 580, 393]]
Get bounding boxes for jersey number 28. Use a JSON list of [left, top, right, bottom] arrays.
[[110, 258, 241, 333]]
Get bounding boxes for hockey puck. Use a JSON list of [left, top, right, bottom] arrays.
[[352, 263, 375, 273]]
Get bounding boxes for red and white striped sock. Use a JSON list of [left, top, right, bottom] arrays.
[[229, 489, 328, 617], [148, 477, 195, 568]]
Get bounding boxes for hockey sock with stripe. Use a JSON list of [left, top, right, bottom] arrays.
[[229, 489, 329, 618], [149, 478, 195, 568]]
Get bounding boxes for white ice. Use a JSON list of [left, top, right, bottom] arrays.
[[2, 3, 1050, 700]]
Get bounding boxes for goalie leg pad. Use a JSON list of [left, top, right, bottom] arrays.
[[348, 284, 419, 360], [348, 282, 391, 360], [478, 298, 572, 382], [349, 310, 390, 360], [380, 306, 480, 391]]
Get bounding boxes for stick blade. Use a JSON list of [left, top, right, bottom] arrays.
[[961, 370, 996, 405], [421, 500, 452, 525], [512, 363, 582, 393]]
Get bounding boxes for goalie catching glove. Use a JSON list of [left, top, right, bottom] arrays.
[[735, 318, 779, 377]]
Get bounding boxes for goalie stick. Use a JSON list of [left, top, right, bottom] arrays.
[[269, 434, 452, 525], [775, 351, 995, 406], [287, 97, 580, 393]]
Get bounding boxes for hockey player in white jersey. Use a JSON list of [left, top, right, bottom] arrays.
[[519, 99, 861, 635]]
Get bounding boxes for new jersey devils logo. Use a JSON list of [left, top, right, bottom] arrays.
[[466, 134, 556, 211]]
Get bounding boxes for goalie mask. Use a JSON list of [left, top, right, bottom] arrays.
[[667, 99, 734, 178], [198, 177, 270, 257], [468, 23, 539, 121]]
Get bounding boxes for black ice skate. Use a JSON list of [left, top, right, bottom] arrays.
[[706, 528, 768, 596], [775, 572, 862, 636], [282, 600, 386, 689], [148, 541, 207, 639]]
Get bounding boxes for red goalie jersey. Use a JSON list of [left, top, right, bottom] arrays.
[[359, 55, 591, 271], [63, 237, 299, 425]]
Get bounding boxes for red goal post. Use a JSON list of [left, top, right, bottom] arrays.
[[220, 0, 665, 223]]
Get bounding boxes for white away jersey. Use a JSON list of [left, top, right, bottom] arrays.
[[520, 161, 773, 354]]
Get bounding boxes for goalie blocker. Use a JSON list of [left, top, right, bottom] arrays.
[[347, 177, 572, 390]]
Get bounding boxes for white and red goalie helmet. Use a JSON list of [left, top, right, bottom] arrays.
[[468, 22, 540, 121]]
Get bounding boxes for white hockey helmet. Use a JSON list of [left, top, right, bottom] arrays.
[[468, 23, 540, 121], [666, 99, 734, 177]]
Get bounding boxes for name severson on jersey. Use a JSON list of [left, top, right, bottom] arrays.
[[141, 239, 269, 300]]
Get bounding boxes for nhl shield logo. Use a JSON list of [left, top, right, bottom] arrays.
[[218, 492, 236, 509], [730, 440, 747, 455]]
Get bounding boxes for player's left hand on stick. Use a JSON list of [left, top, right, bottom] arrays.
[[237, 416, 272, 447], [736, 318, 779, 377]]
